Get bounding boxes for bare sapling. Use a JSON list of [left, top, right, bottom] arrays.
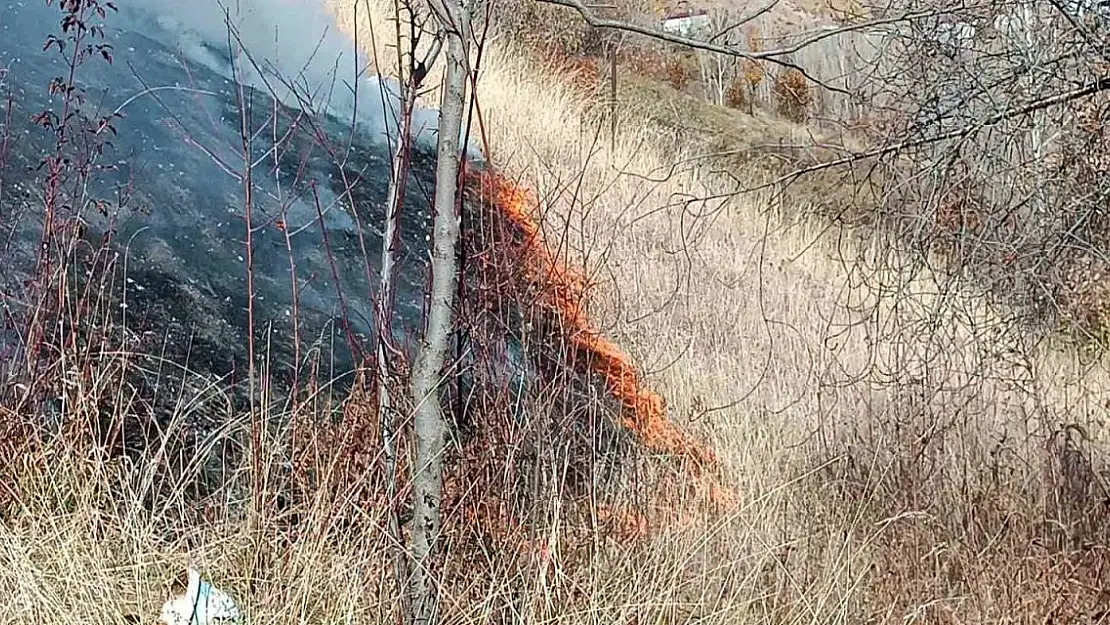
[[18, 0, 119, 415], [366, 0, 444, 609], [407, 0, 473, 620], [220, 6, 269, 520]]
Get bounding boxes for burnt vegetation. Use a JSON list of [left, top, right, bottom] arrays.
[[0, 1, 704, 617]]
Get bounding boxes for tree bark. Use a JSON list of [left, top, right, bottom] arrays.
[[408, 3, 469, 623], [378, 64, 416, 618]]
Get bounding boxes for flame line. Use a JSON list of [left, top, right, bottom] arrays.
[[469, 170, 725, 487]]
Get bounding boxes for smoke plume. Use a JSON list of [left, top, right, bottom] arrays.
[[115, 0, 465, 153]]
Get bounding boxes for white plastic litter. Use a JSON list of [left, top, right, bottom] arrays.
[[158, 561, 243, 625]]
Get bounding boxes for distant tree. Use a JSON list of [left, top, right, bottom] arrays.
[[741, 28, 764, 113], [773, 67, 812, 122], [696, 9, 741, 106]]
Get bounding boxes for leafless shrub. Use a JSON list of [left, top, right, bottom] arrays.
[[796, 0, 1110, 346], [739, 58, 764, 113], [724, 75, 747, 110], [772, 68, 811, 122], [3, 0, 120, 411], [664, 53, 698, 90]]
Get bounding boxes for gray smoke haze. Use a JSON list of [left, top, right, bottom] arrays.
[[115, 0, 469, 154]]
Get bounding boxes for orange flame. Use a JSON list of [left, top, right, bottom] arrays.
[[470, 171, 729, 501]]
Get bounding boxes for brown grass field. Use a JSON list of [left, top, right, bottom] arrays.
[[5, 1, 1110, 623]]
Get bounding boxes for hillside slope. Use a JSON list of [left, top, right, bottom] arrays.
[[5, 0, 1110, 623], [333, 0, 1110, 622]]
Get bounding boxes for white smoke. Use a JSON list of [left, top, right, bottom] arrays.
[[114, 0, 475, 155]]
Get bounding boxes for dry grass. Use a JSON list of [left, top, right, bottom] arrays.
[[332, 1, 1110, 620], [7, 1, 1110, 624]]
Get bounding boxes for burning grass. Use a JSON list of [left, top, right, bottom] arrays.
[[469, 171, 722, 481]]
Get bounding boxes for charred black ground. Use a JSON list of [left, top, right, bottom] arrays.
[[0, 0, 637, 505]]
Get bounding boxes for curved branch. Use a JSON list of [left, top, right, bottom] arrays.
[[746, 74, 1110, 192]]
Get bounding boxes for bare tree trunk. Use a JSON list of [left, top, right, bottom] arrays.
[[378, 67, 416, 618], [1020, 0, 1047, 218], [367, 2, 443, 617], [408, 2, 469, 622]]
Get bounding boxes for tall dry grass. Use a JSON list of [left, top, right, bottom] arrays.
[[331, 0, 1110, 621], [6, 1, 1110, 624]]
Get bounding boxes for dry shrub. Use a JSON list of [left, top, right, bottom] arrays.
[[933, 188, 983, 238], [724, 75, 747, 110], [563, 55, 600, 94], [802, 374, 1110, 624], [1049, 97, 1110, 339], [1058, 254, 1110, 338], [742, 59, 763, 92], [772, 68, 812, 122], [742, 31, 765, 112], [664, 54, 698, 90]]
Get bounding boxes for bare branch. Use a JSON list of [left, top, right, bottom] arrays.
[[744, 74, 1110, 193], [708, 0, 779, 44], [537, 0, 951, 91]]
